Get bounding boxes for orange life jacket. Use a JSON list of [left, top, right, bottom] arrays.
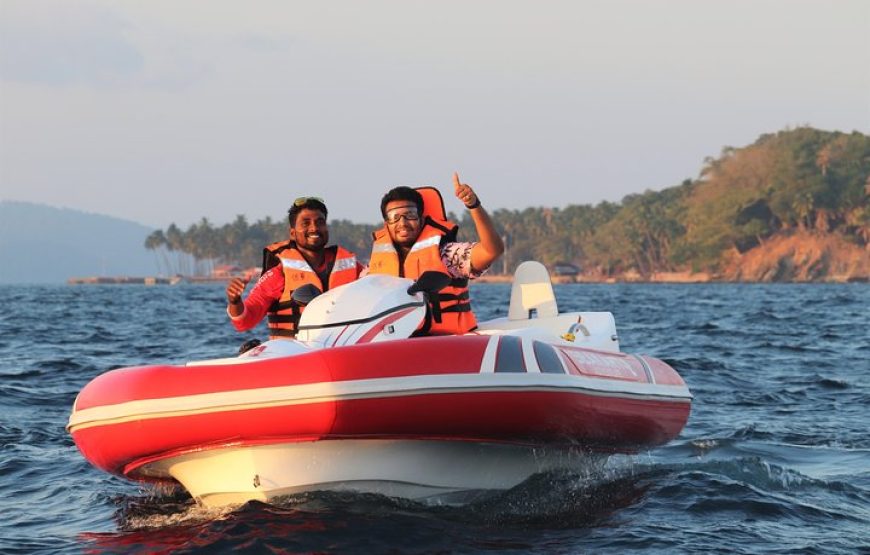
[[262, 241, 358, 338], [368, 187, 477, 335]]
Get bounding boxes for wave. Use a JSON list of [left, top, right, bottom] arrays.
[[71, 452, 870, 554]]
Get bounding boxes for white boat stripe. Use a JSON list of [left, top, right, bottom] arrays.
[[555, 348, 571, 374], [629, 354, 656, 384], [480, 336, 499, 374], [68, 373, 692, 432], [521, 337, 541, 374]]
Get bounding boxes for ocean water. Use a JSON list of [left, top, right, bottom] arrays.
[[0, 282, 868, 554]]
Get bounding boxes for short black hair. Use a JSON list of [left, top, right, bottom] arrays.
[[288, 198, 328, 226], [380, 187, 423, 220]]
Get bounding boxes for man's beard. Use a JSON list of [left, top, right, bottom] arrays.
[[298, 232, 328, 250], [391, 227, 417, 248]]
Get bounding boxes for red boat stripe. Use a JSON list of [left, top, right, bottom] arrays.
[[331, 325, 349, 347], [356, 307, 419, 344]]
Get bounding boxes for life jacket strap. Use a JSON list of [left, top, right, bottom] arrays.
[[268, 314, 299, 324], [449, 277, 469, 289], [429, 294, 443, 323], [271, 299, 298, 312], [438, 291, 470, 302]]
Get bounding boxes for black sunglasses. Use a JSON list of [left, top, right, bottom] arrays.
[[385, 209, 420, 224]]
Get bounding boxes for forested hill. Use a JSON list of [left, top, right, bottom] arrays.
[[146, 127, 870, 281], [0, 201, 157, 284]]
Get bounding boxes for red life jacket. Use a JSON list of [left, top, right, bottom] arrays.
[[262, 241, 358, 338], [368, 187, 477, 335]]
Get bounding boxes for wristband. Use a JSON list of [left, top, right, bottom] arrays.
[[229, 295, 242, 304], [466, 198, 481, 210]]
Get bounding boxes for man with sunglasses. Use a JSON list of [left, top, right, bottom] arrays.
[[225, 197, 364, 339], [369, 173, 504, 335]]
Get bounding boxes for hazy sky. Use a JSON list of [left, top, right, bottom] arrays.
[[1, 0, 868, 228]]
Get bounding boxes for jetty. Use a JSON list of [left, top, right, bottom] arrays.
[[67, 265, 261, 285], [67, 276, 183, 285]]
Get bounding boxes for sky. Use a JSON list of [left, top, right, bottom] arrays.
[[1, 0, 868, 228]]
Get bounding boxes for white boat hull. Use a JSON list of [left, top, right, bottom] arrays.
[[139, 439, 604, 507]]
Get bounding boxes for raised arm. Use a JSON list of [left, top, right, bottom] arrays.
[[453, 172, 504, 273]]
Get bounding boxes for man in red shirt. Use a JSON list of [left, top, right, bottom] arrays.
[[225, 197, 364, 340]]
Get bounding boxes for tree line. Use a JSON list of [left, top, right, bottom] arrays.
[[145, 127, 869, 277]]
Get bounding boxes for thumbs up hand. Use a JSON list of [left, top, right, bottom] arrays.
[[453, 172, 479, 209]]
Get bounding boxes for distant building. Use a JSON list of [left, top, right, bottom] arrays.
[[552, 262, 580, 276], [183, 264, 260, 284], [212, 264, 243, 277]]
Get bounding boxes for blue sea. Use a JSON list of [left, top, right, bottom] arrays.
[[1, 282, 868, 554]]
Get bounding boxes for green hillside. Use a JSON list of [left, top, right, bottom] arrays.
[[146, 127, 870, 279]]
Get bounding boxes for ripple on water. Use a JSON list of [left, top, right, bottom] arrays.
[[77, 468, 657, 554], [817, 377, 851, 390], [661, 356, 729, 373]]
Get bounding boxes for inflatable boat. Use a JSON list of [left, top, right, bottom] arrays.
[[68, 262, 692, 507]]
